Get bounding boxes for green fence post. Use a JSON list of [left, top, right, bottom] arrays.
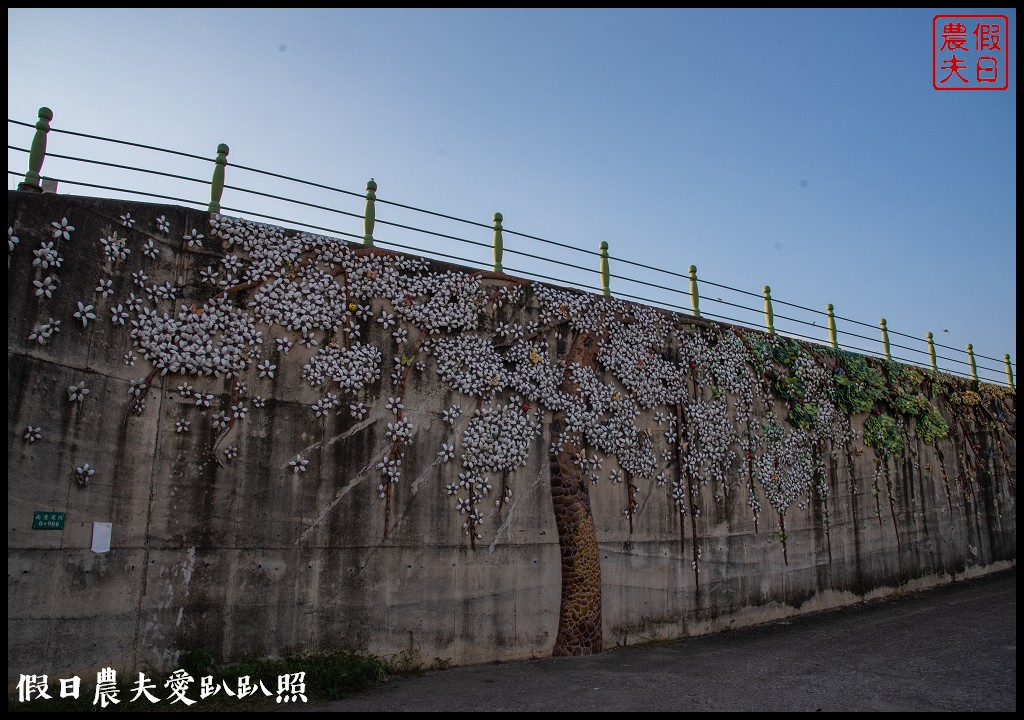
[[207, 143, 229, 213], [967, 344, 978, 382], [599, 242, 610, 297], [363, 178, 377, 246], [688, 265, 700, 317], [492, 212, 503, 273], [1005, 354, 1015, 389], [880, 319, 891, 361], [18, 107, 53, 193], [826, 303, 838, 349], [926, 332, 938, 372], [763, 286, 774, 335]]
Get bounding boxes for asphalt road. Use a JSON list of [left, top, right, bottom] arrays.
[[305, 568, 1016, 712]]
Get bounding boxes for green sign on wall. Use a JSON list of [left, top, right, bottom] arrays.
[[32, 512, 65, 530]]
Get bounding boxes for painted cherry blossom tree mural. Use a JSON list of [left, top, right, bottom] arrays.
[[10, 203, 1015, 659]]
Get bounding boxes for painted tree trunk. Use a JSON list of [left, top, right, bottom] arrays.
[[550, 330, 603, 656]]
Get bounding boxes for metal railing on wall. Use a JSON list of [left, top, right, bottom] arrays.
[[8, 106, 1016, 388]]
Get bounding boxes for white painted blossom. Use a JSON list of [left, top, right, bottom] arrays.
[[67, 381, 89, 403], [125, 292, 143, 312], [175, 419, 191, 433], [274, 336, 293, 354], [184, 228, 204, 248], [442, 406, 462, 424], [100, 233, 130, 263], [289, 455, 309, 474], [142, 239, 160, 259], [120, 212, 135, 228], [74, 302, 97, 327], [110, 305, 129, 325], [385, 417, 415, 445], [257, 359, 276, 378], [73, 463, 95, 484], [146, 281, 177, 302], [28, 318, 61, 345], [311, 399, 331, 418], [156, 215, 171, 233], [33, 241, 63, 270], [51, 217, 74, 240], [376, 458, 402, 487], [222, 255, 242, 273], [24, 426, 41, 443], [33, 276, 56, 298], [128, 377, 149, 397], [199, 266, 219, 284]]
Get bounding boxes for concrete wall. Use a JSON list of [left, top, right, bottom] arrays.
[[7, 191, 1015, 681]]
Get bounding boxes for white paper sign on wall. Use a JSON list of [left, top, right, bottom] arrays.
[[91, 522, 112, 553]]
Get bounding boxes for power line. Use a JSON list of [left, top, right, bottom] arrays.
[[8, 171, 207, 207], [8, 146, 209, 186], [41, 123, 214, 163]]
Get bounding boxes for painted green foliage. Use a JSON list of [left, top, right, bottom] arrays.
[[743, 336, 817, 430], [832, 351, 886, 416], [751, 341, 963, 453], [916, 405, 950, 444], [864, 414, 904, 458]]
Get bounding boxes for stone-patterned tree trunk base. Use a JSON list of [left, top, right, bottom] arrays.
[[550, 331, 603, 656]]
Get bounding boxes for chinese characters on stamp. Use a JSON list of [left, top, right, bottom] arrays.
[[934, 15, 1009, 90]]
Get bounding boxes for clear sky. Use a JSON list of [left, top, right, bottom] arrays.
[[7, 8, 1016, 384]]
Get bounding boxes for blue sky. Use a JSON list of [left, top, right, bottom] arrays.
[[7, 8, 1016, 384]]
